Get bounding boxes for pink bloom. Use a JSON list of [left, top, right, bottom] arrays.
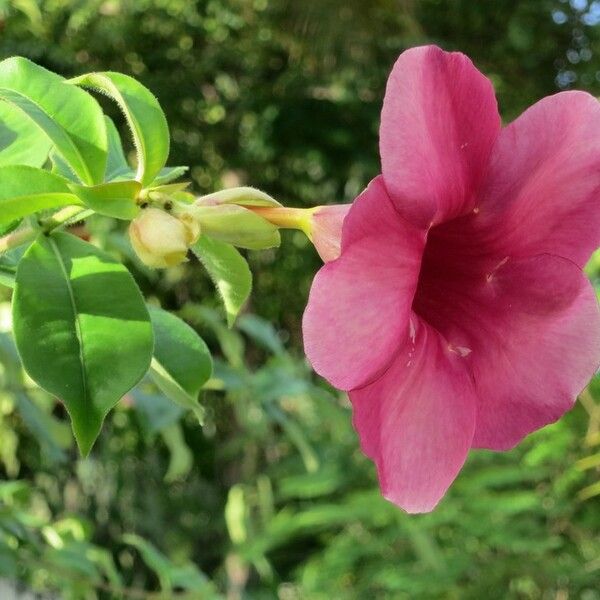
[[309, 204, 352, 262], [302, 46, 600, 513]]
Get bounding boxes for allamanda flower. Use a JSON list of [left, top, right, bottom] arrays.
[[302, 45, 600, 513]]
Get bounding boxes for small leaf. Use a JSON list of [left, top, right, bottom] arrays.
[[192, 237, 252, 327], [0, 101, 51, 167], [69, 71, 169, 186], [104, 116, 131, 181], [12, 232, 153, 454], [0, 165, 81, 228], [160, 422, 193, 482], [121, 534, 172, 591], [68, 180, 141, 220], [0, 57, 107, 184], [151, 166, 189, 186], [148, 306, 212, 420], [237, 314, 284, 355]]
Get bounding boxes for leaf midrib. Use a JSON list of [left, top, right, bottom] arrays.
[[48, 236, 89, 406]]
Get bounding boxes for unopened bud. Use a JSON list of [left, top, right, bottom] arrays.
[[248, 204, 351, 263], [129, 208, 200, 268]]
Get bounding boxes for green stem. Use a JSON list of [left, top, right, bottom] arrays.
[[0, 206, 91, 254]]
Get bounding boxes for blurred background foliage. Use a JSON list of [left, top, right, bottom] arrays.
[[1, 0, 600, 597]]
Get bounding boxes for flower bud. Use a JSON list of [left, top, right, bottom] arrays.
[[128, 208, 200, 268]]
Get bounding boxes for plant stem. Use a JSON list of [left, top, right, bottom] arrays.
[[0, 206, 90, 254]]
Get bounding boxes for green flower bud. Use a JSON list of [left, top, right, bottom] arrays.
[[129, 208, 200, 268]]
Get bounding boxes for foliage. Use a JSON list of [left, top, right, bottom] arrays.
[[1, 0, 600, 598]]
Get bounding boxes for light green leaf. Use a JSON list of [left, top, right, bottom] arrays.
[[151, 166, 189, 186], [148, 306, 212, 421], [104, 116, 131, 181], [190, 204, 280, 250], [0, 165, 82, 228], [121, 534, 172, 591], [68, 180, 141, 220], [69, 71, 169, 186], [160, 422, 193, 482], [12, 232, 153, 454], [196, 186, 281, 208], [0, 57, 107, 184], [192, 237, 252, 327], [0, 268, 15, 288], [0, 100, 51, 167]]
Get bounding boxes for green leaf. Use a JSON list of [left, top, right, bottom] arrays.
[[0, 101, 51, 167], [104, 116, 131, 181], [121, 534, 173, 591], [151, 166, 189, 186], [69, 71, 169, 186], [12, 232, 153, 454], [237, 314, 284, 355], [0, 165, 81, 228], [190, 204, 281, 250], [131, 388, 183, 437], [68, 180, 141, 220], [192, 237, 252, 327], [148, 306, 212, 421], [160, 422, 193, 482], [0, 57, 107, 184]]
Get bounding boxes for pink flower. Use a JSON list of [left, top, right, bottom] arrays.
[[308, 205, 352, 262], [302, 46, 600, 513]]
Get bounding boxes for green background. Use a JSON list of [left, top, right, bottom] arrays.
[[1, 0, 600, 597]]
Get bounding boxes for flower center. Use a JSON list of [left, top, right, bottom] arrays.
[[412, 214, 497, 352]]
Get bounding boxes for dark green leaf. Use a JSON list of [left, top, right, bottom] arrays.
[[12, 232, 153, 454]]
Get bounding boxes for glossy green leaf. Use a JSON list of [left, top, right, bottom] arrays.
[[104, 116, 131, 181], [0, 57, 107, 184], [148, 306, 212, 421], [0, 101, 51, 167], [12, 232, 153, 454], [192, 237, 252, 327], [190, 204, 280, 250], [0, 165, 82, 228], [69, 71, 169, 186], [68, 180, 141, 220]]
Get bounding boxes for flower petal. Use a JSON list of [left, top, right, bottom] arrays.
[[302, 176, 424, 391], [466, 255, 600, 450], [476, 91, 600, 268], [310, 204, 351, 263], [380, 45, 500, 228], [350, 317, 476, 513]]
